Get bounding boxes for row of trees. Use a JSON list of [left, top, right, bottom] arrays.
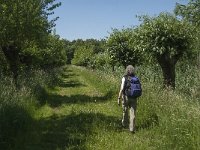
[[107, 13, 195, 88], [68, 0, 200, 89], [0, 0, 199, 89]]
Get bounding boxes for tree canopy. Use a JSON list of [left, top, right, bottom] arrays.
[[135, 13, 194, 88], [0, 0, 61, 82], [107, 28, 142, 68], [175, 0, 200, 27]]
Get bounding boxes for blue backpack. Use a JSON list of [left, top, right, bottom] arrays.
[[124, 75, 142, 98]]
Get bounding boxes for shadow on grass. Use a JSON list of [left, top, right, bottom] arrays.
[[39, 90, 114, 107], [38, 69, 114, 107], [59, 67, 78, 79], [60, 72, 78, 80], [0, 102, 34, 150], [55, 67, 80, 88], [57, 80, 86, 88], [20, 112, 121, 150]]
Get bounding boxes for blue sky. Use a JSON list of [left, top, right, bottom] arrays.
[[51, 0, 188, 41]]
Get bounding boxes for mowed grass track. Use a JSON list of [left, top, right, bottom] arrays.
[[19, 65, 156, 150]]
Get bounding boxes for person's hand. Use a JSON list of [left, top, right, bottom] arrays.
[[118, 98, 121, 106]]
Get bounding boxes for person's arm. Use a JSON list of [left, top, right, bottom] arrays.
[[118, 77, 125, 105], [118, 90, 122, 106]]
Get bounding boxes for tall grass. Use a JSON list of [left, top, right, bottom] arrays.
[[0, 76, 35, 149], [0, 67, 62, 150], [176, 64, 200, 101], [85, 63, 200, 149]]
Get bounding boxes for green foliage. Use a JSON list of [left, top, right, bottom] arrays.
[[20, 34, 66, 68], [0, 0, 61, 81], [63, 40, 74, 64], [175, 0, 200, 65], [136, 13, 194, 58], [71, 39, 106, 67], [175, 0, 200, 27], [90, 52, 111, 69], [0, 0, 60, 47], [72, 46, 94, 66], [107, 28, 142, 68], [39, 34, 66, 67], [0, 48, 9, 73]]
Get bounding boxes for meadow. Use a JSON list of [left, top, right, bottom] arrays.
[[0, 64, 199, 150]]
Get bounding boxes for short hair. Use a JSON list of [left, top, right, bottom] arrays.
[[125, 65, 135, 76]]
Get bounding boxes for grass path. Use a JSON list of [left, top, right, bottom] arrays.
[[19, 65, 154, 150]]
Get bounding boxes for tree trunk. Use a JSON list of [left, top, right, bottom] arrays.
[[1, 45, 20, 86], [157, 53, 176, 89], [160, 61, 175, 89]]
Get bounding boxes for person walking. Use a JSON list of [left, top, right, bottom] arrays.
[[118, 65, 142, 133]]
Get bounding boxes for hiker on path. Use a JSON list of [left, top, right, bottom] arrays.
[[118, 65, 142, 133]]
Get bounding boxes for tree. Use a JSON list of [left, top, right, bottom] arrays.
[[84, 39, 106, 54], [69, 39, 106, 67], [72, 46, 94, 66], [62, 40, 74, 64], [175, 0, 200, 66], [39, 34, 66, 67], [107, 28, 142, 69], [135, 13, 194, 88], [0, 0, 61, 83], [175, 0, 200, 27], [91, 52, 110, 69]]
